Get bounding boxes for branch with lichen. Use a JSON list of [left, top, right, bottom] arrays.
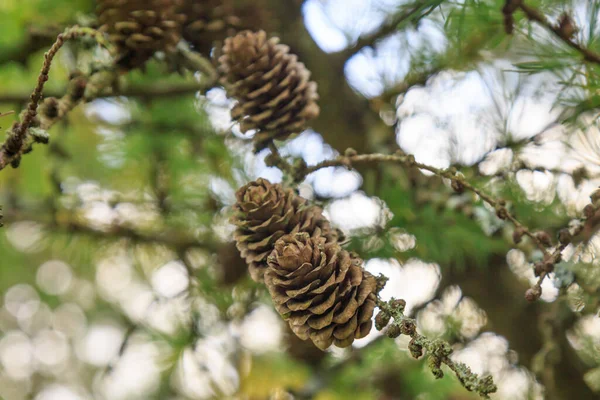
[[374, 295, 497, 398], [0, 28, 219, 172], [269, 146, 600, 303], [0, 26, 111, 171]]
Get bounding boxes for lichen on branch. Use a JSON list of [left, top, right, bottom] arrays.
[[376, 297, 497, 398]]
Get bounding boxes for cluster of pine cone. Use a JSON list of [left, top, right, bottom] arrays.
[[96, 1, 319, 150], [96, 0, 266, 69], [232, 179, 377, 350]]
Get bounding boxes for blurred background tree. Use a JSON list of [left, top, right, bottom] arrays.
[[1, 0, 600, 399]]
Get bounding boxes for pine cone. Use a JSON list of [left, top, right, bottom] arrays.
[[179, 0, 240, 55], [232, 179, 334, 282], [97, 0, 183, 70], [219, 31, 320, 151], [265, 232, 377, 350]]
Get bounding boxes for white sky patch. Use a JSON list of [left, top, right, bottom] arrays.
[[96, 255, 134, 303], [37, 260, 73, 296], [151, 260, 189, 298], [303, 0, 350, 52], [174, 332, 239, 399], [365, 258, 441, 314], [97, 340, 163, 400], [238, 305, 283, 353], [33, 329, 70, 368], [325, 192, 385, 232], [0, 331, 34, 380], [35, 384, 90, 400], [4, 284, 40, 322], [76, 322, 124, 367]]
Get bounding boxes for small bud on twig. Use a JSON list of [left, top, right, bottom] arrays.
[[375, 311, 391, 331], [451, 179, 465, 194], [390, 298, 406, 312], [512, 227, 525, 244], [386, 324, 401, 338], [525, 286, 542, 302], [495, 205, 508, 220], [556, 12, 577, 40], [590, 188, 600, 203], [344, 148, 357, 157], [533, 262, 544, 277], [409, 338, 423, 358], [583, 204, 596, 219], [558, 228, 572, 245], [535, 231, 552, 247]]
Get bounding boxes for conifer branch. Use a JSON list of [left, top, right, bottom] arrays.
[[293, 149, 600, 302], [336, 0, 445, 59], [0, 26, 110, 171], [376, 297, 497, 398], [517, 2, 600, 65], [294, 150, 549, 253], [0, 27, 219, 173], [525, 195, 600, 301]]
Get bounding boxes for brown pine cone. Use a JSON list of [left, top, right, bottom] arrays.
[[179, 0, 240, 55], [97, 0, 184, 70], [232, 178, 334, 282], [265, 231, 377, 350], [218, 30, 320, 151]]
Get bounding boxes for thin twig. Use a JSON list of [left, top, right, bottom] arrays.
[[518, 2, 600, 65], [298, 151, 549, 253], [526, 200, 600, 300], [0, 26, 110, 171], [336, 0, 445, 59]]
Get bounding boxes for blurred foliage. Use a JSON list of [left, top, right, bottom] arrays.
[[1, 0, 600, 399]]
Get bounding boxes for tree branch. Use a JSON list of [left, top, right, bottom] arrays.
[[376, 297, 497, 398], [0, 33, 218, 173], [0, 26, 111, 171], [295, 150, 549, 251], [336, 0, 445, 60], [518, 1, 600, 65]]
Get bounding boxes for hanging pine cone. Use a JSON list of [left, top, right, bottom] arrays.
[[218, 30, 320, 151], [232, 179, 335, 282], [97, 0, 183, 70], [265, 231, 377, 350], [179, 0, 241, 55]]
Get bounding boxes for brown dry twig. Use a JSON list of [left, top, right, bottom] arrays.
[[518, 1, 600, 65], [0, 26, 111, 171], [295, 150, 549, 252]]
